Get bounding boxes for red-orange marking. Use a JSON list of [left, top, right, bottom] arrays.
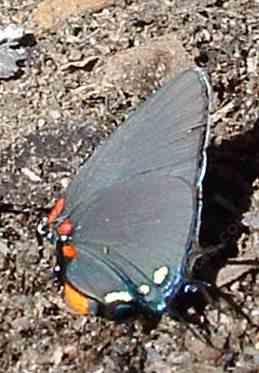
[[48, 197, 65, 225], [62, 243, 77, 259], [64, 283, 90, 315], [57, 218, 73, 236]]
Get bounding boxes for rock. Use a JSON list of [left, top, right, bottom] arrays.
[[184, 330, 223, 363], [0, 24, 27, 79], [97, 33, 192, 97], [243, 211, 259, 230], [0, 240, 9, 256], [0, 24, 25, 44], [32, 0, 115, 30]]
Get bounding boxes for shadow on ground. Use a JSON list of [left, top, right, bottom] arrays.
[[195, 118, 259, 286]]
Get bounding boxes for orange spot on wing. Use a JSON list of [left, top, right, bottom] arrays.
[[64, 283, 94, 315], [48, 197, 65, 225], [62, 243, 77, 259], [57, 218, 73, 236]]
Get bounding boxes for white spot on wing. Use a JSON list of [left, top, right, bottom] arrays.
[[138, 284, 150, 295], [153, 266, 169, 285], [104, 291, 133, 304], [60, 235, 69, 242], [103, 246, 110, 255]]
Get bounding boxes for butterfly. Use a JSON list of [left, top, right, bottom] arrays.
[[38, 67, 212, 321]]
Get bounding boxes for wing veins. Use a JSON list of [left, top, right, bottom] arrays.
[[66, 159, 199, 220]]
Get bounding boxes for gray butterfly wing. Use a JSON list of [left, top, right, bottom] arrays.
[[64, 67, 211, 213], [64, 67, 211, 312], [66, 172, 194, 309]]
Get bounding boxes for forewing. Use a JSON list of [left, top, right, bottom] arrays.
[[64, 68, 210, 212]]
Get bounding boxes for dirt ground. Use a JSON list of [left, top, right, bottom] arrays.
[[0, 0, 259, 372]]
